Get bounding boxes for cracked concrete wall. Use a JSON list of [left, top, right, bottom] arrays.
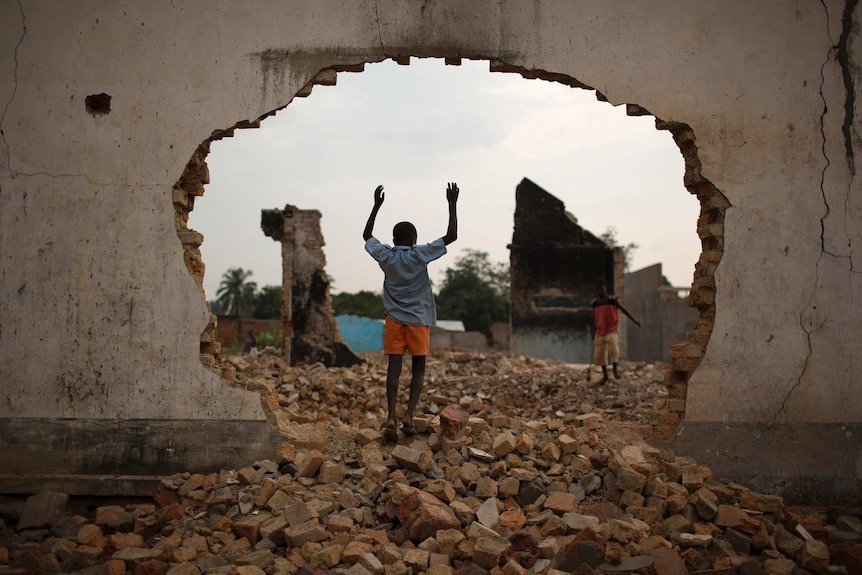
[[684, 1, 860, 425], [0, 1, 859, 497]]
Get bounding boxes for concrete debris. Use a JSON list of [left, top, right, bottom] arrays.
[[0, 350, 860, 575]]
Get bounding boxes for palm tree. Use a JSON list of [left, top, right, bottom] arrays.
[[216, 267, 257, 317]]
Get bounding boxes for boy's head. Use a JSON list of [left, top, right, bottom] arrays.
[[393, 221, 417, 246], [594, 277, 609, 298]]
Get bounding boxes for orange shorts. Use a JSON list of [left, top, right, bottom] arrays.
[[383, 317, 430, 356]]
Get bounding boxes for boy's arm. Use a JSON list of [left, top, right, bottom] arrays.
[[616, 300, 642, 328], [363, 185, 385, 241], [442, 182, 459, 245]]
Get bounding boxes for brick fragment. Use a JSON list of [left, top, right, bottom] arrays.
[[396, 491, 460, 542], [439, 405, 470, 437]]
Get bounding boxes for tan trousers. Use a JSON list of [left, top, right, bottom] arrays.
[[593, 332, 619, 366]]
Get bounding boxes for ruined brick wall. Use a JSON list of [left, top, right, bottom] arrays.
[[509, 178, 621, 363], [262, 206, 362, 368]]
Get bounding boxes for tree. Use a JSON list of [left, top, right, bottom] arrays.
[[331, 290, 385, 318], [435, 249, 509, 336], [253, 285, 282, 319], [216, 267, 257, 317], [600, 227, 639, 272]]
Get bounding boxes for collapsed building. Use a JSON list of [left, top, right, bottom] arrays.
[[260, 205, 362, 368], [0, 2, 859, 502], [509, 178, 698, 365], [509, 178, 624, 364]]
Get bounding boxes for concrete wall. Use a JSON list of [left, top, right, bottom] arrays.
[[625, 264, 699, 363], [0, 1, 859, 500]]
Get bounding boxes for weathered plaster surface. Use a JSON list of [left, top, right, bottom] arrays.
[[685, 1, 860, 424], [0, 1, 859, 494]]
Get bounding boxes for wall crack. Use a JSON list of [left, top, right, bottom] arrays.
[[818, 0, 835, 257], [776, 304, 826, 422], [819, 0, 858, 273], [374, 1, 385, 54], [1, 0, 26, 173], [837, 0, 858, 177]]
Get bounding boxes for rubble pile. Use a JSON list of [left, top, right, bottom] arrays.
[[1, 350, 860, 575], [231, 350, 670, 430]]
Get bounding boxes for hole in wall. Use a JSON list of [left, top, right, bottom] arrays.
[[172, 57, 728, 433], [85, 93, 111, 115]]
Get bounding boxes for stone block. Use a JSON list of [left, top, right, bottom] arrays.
[[544, 491, 579, 515], [439, 405, 470, 437], [475, 477, 499, 498], [426, 479, 456, 503], [436, 528, 466, 557], [342, 541, 374, 564], [476, 498, 500, 527], [318, 461, 345, 483], [234, 511, 273, 545], [17, 491, 69, 530], [283, 519, 328, 547], [295, 449, 325, 477], [391, 444, 432, 472], [253, 478, 278, 508], [95, 505, 134, 532], [396, 491, 460, 542], [692, 487, 718, 520], [403, 548, 430, 570], [715, 505, 761, 536], [473, 537, 510, 569], [515, 432, 534, 454], [493, 431, 517, 457]]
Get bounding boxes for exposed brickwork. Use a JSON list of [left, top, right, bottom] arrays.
[[509, 177, 624, 360], [655, 121, 729, 430], [171, 140, 237, 380], [262, 206, 362, 367]]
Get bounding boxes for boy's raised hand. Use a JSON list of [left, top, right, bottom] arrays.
[[446, 182, 459, 203], [374, 185, 385, 207]]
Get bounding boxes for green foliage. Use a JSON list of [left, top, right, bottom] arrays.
[[600, 227, 639, 272], [255, 329, 283, 349], [435, 249, 509, 336], [253, 285, 282, 319], [331, 290, 385, 318], [216, 267, 257, 317]]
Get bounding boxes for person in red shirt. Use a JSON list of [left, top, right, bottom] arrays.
[[591, 277, 641, 385]]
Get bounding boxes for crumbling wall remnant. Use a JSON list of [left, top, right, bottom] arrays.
[[262, 206, 362, 368], [509, 178, 623, 363]]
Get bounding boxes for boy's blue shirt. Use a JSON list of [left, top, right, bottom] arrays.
[[365, 237, 447, 326]]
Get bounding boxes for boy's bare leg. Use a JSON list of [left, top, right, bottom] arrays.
[[403, 355, 426, 432], [385, 354, 403, 438]]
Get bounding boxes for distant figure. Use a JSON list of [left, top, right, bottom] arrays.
[[243, 330, 256, 354], [591, 277, 641, 385], [363, 182, 459, 442]]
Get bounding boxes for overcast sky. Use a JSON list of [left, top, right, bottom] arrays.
[[193, 58, 700, 299]]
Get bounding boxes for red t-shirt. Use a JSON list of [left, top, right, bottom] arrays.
[[592, 296, 620, 336]]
